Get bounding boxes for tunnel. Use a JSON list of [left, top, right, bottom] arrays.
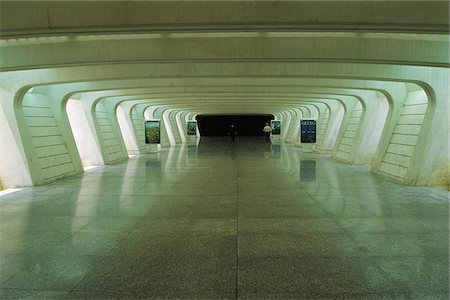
[[0, 1, 448, 299], [196, 114, 274, 136]]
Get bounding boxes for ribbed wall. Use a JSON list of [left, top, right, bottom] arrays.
[[169, 111, 182, 143], [22, 97, 76, 180], [131, 106, 150, 153], [378, 91, 428, 179], [315, 107, 330, 148], [95, 102, 124, 162], [285, 110, 298, 142], [299, 107, 310, 118], [335, 101, 363, 162]]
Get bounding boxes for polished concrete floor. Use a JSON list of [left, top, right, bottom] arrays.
[[0, 137, 448, 299]]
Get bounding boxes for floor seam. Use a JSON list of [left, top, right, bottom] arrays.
[[236, 158, 239, 300]]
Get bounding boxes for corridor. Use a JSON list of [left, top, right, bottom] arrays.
[[0, 138, 448, 299]]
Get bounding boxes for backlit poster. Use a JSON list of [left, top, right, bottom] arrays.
[[300, 119, 316, 143], [187, 120, 197, 135], [145, 120, 160, 144], [271, 120, 281, 135]]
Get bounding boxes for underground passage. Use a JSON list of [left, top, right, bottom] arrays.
[[0, 1, 448, 299], [196, 114, 274, 136]]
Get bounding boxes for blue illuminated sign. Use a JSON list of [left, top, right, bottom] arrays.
[[300, 120, 316, 143]]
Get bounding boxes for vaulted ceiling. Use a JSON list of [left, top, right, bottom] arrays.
[[0, 1, 448, 116]]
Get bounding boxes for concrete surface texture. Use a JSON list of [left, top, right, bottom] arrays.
[[0, 138, 448, 299], [0, 2, 448, 298], [0, 1, 448, 190]]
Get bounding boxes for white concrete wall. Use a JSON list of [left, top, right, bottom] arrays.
[[175, 111, 187, 143], [353, 93, 389, 166], [116, 102, 140, 155], [132, 104, 153, 153], [168, 109, 182, 144], [23, 95, 77, 181], [284, 109, 298, 144], [316, 101, 344, 155], [0, 87, 33, 188], [334, 100, 363, 163], [0, 6, 447, 191], [94, 100, 128, 164], [315, 106, 330, 151], [377, 89, 429, 180], [154, 107, 175, 147], [290, 108, 303, 144], [280, 111, 290, 142], [10, 91, 84, 186], [66, 98, 104, 167]]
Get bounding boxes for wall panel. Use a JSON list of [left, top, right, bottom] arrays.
[[334, 101, 363, 162], [22, 96, 77, 181], [95, 102, 126, 163], [315, 107, 330, 148], [377, 91, 428, 180]]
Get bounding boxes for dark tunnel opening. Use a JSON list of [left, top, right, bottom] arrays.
[[196, 114, 274, 136]]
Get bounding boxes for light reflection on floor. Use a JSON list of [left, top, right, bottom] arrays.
[[0, 137, 448, 299]]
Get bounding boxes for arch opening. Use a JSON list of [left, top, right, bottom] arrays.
[[66, 98, 103, 169], [116, 104, 140, 156], [196, 114, 274, 136]]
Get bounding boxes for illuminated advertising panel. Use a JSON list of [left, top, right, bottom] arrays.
[[145, 120, 161, 144], [271, 120, 281, 135], [300, 119, 316, 143], [187, 120, 197, 135]]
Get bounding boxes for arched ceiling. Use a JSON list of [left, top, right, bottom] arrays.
[[0, 1, 449, 116], [1, 1, 448, 36]]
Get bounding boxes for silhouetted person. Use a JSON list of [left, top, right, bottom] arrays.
[[263, 123, 272, 143], [229, 124, 237, 142]]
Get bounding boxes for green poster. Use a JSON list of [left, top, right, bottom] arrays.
[[145, 120, 160, 144]]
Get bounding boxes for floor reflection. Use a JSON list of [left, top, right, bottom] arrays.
[[299, 160, 316, 182], [145, 158, 162, 180], [0, 137, 448, 299], [271, 144, 281, 159]]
